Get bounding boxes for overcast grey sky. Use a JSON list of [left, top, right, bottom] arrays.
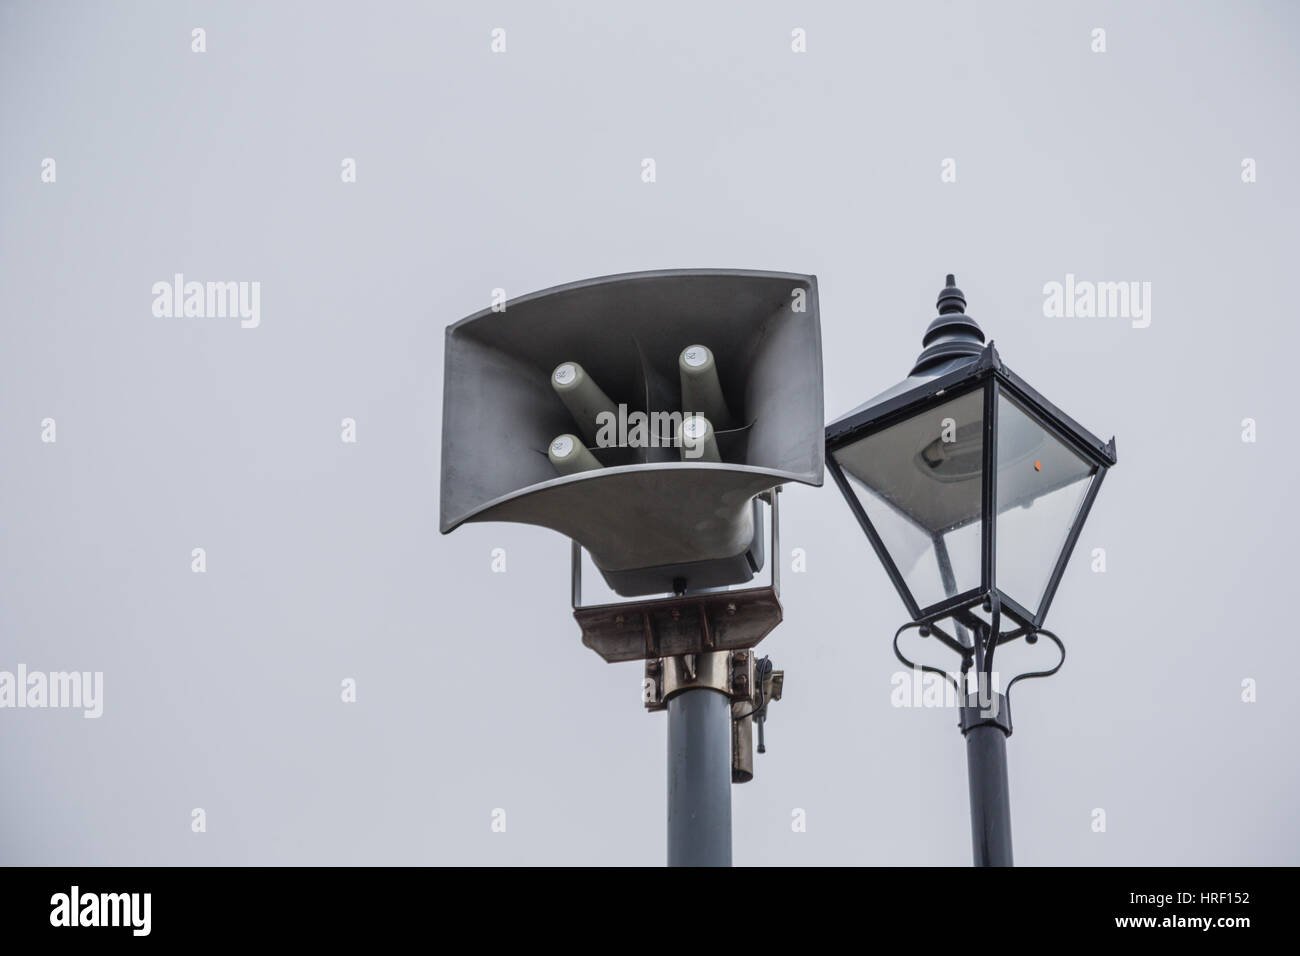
[[1, 0, 1297, 865]]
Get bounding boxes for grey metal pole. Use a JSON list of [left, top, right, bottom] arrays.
[[937, 541, 1014, 866], [954, 611, 1014, 867], [964, 719, 1013, 866], [667, 686, 733, 866]]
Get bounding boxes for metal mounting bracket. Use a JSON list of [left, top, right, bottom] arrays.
[[573, 491, 782, 663], [643, 649, 784, 785]]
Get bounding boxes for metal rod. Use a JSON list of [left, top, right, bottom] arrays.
[[980, 379, 999, 594], [965, 720, 1013, 866], [933, 534, 973, 651], [667, 686, 733, 866], [826, 457, 922, 619]]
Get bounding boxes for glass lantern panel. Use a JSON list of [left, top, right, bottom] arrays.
[[994, 392, 1096, 616], [833, 388, 985, 611]]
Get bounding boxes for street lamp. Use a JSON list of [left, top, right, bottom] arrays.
[[824, 275, 1116, 866]]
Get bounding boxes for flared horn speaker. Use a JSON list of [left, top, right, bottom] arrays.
[[440, 269, 824, 596]]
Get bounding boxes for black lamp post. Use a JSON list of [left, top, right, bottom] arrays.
[[824, 275, 1116, 866]]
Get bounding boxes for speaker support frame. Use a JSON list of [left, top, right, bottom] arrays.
[[571, 491, 783, 662]]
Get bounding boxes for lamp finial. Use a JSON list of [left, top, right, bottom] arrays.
[[911, 273, 986, 374]]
